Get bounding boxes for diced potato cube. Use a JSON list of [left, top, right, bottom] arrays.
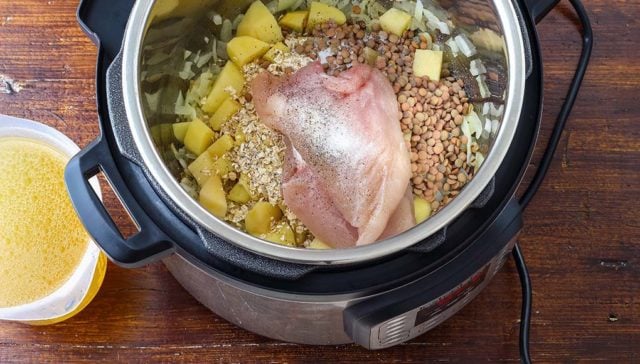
[[228, 181, 251, 203], [263, 42, 290, 63], [212, 157, 234, 177], [263, 224, 296, 246], [173, 121, 191, 143], [202, 62, 245, 113], [379, 8, 412, 37], [227, 36, 271, 67], [245, 202, 282, 235], [308, 238, 331, 249], [183, 118, 215, 155], [238, 174, 255, 198], [413, 49, 443, 81], [237, 1, 284, 44], [188, 151, 216, 185], [207, 134, 235, 158], [279, 11, 308, 33], [307, 2, 345, 31], [199, 175, 227, 218], [210, 97, 240, 131], [414, 196, 432, 223]]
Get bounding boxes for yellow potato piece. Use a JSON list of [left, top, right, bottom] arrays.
[[237, 1, 284, 44], [227, 36, 271, 67], [263, 224, 296, 246], [413, 196, 432, 223], [199, 175, 227, 218], [413, 49, 443, 81], [238, 174, 255, 198], [202, 62, 245, 114], [183, 118, 215, 155], [379, 8, 412, 37], [228, 181, 252, 203], [245, 202, 282, 235], [263, 42, 290, 63], [210, 97, 240, 131], [172, 121, 191, 143], [279, 11, 308, 33], [212, 157, 234, 177], [208, 134, 235, 158], [307, 2, 346, 31], [188, 151, 216, 185], [308, 238, 331, 249]]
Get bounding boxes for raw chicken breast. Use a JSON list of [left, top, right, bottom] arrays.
[[252, 62, 413, 247]]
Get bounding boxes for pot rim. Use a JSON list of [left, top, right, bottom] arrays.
[[121, 0, 526, 265]]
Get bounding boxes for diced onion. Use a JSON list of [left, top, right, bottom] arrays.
[[445, 37, 459, 56], [470, 59, 487, 76], [482, 102, 491, 115], [454, 34, 477, 57], [212, 14, 223, 25], [220, 19, 233, 42], [145, 91, 161, 112], [414, 0, 424, 23], [476, 75, 490, 98]]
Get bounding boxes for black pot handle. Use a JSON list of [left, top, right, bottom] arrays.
[[77, 0, 135, 61], [524, 0, 561, 23], [65, 137, 174, 267]]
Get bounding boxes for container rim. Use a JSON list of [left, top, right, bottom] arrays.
[[121, 0, 527, 265], [0, 115, 103, 322]]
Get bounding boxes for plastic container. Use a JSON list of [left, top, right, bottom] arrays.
[[0, 114, 106, 325]]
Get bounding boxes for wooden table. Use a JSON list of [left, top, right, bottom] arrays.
[[1, 0, 638, 362]]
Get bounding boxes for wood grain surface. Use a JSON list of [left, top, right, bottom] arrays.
[[0, 0, 638, 362]]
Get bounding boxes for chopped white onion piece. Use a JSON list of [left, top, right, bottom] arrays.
[[470, 59, 487, 76], [484, 118, 492, 136], [184, 50, 192, 60], [394, 1, 414, 13], [445, 37, 458, 56], [482, 102, 491, 115], [213, 14, 223, 25], [476, 75, 490, 98], [423, 9, 440, 25], [414, 0, 424, 23], [291, 0, 305, 10], [145, 91, 161, 112], [491, 103, 504, 117], [197, 52, 213, 68], [211, 37, 218, 62], [220, 19, 233, 42], [437, 21, 450, 35], [318, 48, 334, 64], [465, 111, 483, 138], [454, 34, 477, 57]]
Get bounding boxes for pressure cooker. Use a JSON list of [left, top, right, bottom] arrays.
[[65, 0, 591, 353]]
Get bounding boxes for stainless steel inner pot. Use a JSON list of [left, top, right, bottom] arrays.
[[120, 0, 526, 264]]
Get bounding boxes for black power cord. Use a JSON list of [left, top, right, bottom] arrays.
[[514, 0, 593, 363]]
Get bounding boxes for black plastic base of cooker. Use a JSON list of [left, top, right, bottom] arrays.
[[76, 0, 542, 296]]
